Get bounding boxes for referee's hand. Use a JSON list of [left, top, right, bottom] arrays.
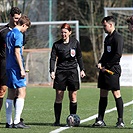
[[80, 70, 86, 78], [96, 63, 102, 69], [50, 72, 55, 79], [96, 63, 105, 72]]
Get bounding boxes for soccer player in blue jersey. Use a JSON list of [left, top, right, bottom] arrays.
[[0, 7, 22, 119], [5, 15, 31, 129]]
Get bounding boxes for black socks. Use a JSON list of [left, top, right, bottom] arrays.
[[70, 102, 77, 114], [0, 98, 3, 110], [98, 97, 108, 120], [54, 103, 62, 123], [115, 97, 123, 119]]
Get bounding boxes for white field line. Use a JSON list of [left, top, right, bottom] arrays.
[[49, 100, 133, 133]]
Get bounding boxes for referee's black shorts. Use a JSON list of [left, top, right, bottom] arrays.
[[0, 59, 7, 85], [53, 68, 80, 91], [98, 64, 121, 91]]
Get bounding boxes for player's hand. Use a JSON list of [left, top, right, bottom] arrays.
[[21, 69, 26, 78], [50, 72, 55, 79], [80, 70, 86, 78]]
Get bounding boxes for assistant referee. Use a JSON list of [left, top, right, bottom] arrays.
[[92, 16, 124, 128]]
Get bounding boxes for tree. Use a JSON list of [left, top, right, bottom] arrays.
[[56, 0, 132, 81], [0, 0, 132, 82]]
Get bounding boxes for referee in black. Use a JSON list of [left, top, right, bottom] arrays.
[[50, 23, 85, 126], [92, 16, 124, 128]]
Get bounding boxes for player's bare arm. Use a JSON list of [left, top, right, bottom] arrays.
[[15, 47, 25, 78]]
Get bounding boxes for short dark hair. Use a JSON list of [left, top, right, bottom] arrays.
[[16, 15, 31, 27], [126, 16, 133, 25], [10, 7, 21, 17], [101, 16, 116, 25]]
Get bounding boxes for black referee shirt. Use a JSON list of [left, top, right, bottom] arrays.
[[99, 30, 123, 68], [50, 37, 84, 72], [0, 25, 11, 59]]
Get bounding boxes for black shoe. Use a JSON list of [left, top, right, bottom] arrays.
[[116, 118, 124, 128], [20, 118, 24, 122], [53, 122, 60, 126], [5, 123, 13, 128], [20, 118, 30, 128], [92, 118, 106, 127], [13, 121, 30, 129]]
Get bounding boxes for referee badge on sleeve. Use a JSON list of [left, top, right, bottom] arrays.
[[70, 49, 76, 57]]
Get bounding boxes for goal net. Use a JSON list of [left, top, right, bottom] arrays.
[[24, 21, 79, 85], [24, 49, 51, 85]]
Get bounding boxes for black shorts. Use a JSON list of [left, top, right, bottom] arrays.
[[0, 59, 7, 85], [98, 65, 121, 91], [53, 69, 80, 91]]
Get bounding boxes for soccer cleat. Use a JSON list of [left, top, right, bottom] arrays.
[[20, 118, 24, 122], [116, 121, 124, 128], [53, 122, 60, 126], [5, 123, 13, 128], [92, 118, 106, 127], [116, 118, 124, 128], [13, 121, 30, 129]]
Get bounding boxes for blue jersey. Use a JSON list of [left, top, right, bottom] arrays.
[[6, 28, 23, 69], [6, 28, 26, 88]]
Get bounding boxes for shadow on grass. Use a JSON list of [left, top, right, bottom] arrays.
[[27, 122, 67, 127], [1, 122, 133, 129], [79, 124, 133, 129], [0, 122, 67, 127], [25, 122, 133, 129]]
